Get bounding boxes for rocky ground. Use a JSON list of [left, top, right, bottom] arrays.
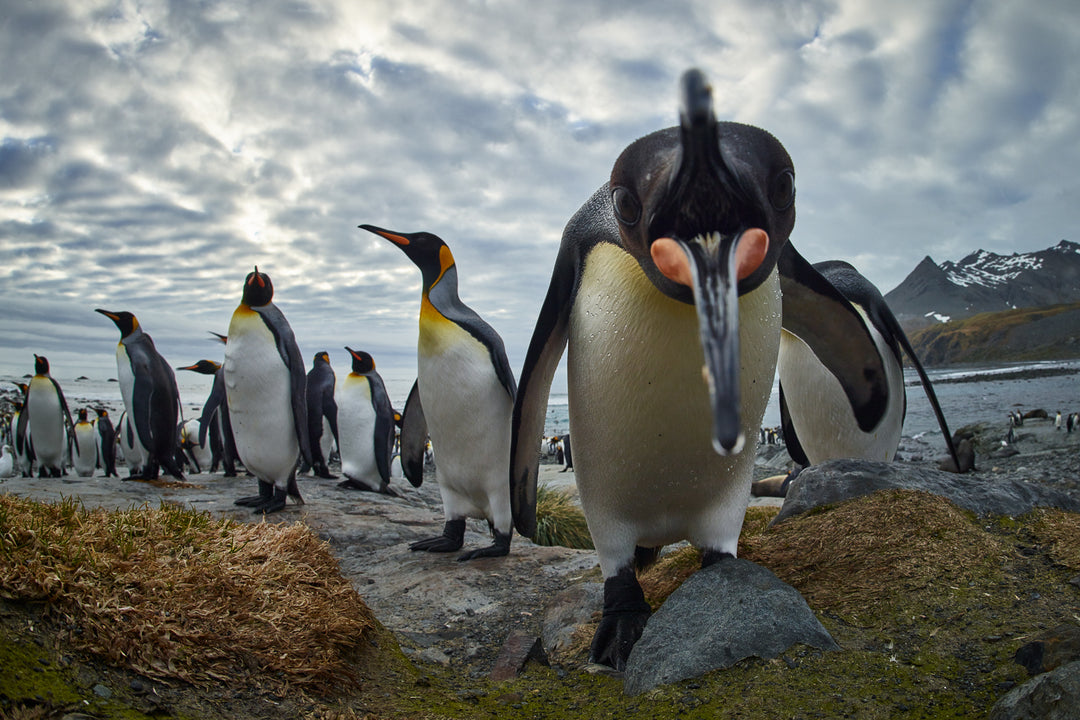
[[1, 413, 1078, 718]]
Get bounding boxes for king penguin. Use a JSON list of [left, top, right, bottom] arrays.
[[776, 254, 963, 471], [93, 408, 118, 477], [19, 355, 73, 477], [304, 351, 340, 479], [177, 359, 239, 476], [95, 310, 185, 480], [510, 69, 889, 670], [223, 267, 312, 513], [72, 408, 97, 477], [10, 399, 33, 477], [360, 224, 517, 560], [336, 347, 398, 494]]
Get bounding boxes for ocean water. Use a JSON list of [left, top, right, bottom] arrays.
[[7, 359, 1078, 445], [541, 359, 1080, 440]]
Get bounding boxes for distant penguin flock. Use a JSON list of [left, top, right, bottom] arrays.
[[5, 66, 1073, 673]]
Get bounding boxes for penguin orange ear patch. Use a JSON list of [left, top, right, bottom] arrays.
[[735, 229, 769, 281]]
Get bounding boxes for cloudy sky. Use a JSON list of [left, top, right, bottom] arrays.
[[2, 0, 1078, 403]]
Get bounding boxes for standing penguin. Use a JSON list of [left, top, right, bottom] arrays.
[[0, 444, 13, 478], [511, 69, 887, 670], [223, 267, 312, 513], [95, 310, 185, 480], [10, 399, 33, 477], [777, 254, 963, 472], [303, 351, 339, 479], [177, 359, 239, 476], [72, 408, 98, 477], [360, 224, 517, 560], [336, 347, 398, 494], [19, 355, 73, 477], [93, 408, 118, 477]]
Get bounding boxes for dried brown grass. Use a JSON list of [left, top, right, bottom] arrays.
[[741, 489, 1010, 613], [1029, 508, 1080, 569], [639, 491, 1011, 615], [0, 494, 377, 692]]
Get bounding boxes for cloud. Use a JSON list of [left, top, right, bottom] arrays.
[[2, 0, 1079, 401]]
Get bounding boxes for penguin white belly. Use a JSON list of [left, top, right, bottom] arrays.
[[73, 423, 97, 477], [0, 446, 14, 477], [418, 321, 513, 528], [115, 344, 137, 419], [180, 418, 213, 471], [567, 246, 781, 578], [118, 412, 146, 470], [27, 378, 65, 469], [337, 376, 379, 489], [779, 318, 904, 464], [224, 312, 298, 487]]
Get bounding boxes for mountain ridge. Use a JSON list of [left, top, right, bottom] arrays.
[[884, 239, 1080, 330]]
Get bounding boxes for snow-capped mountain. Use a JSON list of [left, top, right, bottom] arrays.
[[884, 240, 1080, 329]]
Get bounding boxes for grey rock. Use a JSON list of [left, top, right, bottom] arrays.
[[541, 582, 603, 655], [991, 660, 1080, 720], [772, 459, 1080, 525], [623, 558, 838, 695]]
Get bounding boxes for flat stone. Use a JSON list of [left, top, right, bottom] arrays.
[[991, 660, 1080, 720], [490, 630, 548, 681], [623, 558, 838, 695], [772, 459, 1080, 525], [1014, 624, 1080, 675]]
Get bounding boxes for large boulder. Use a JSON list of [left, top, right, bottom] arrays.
[[991, 661, 1080, 720], [623, 558, 838, 695], [772, 459, 1080, 525]]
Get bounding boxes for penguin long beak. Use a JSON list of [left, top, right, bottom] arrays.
[[95, 309, 118, 322], [652, 230, 767, 455], [641, 70, 776, 455]]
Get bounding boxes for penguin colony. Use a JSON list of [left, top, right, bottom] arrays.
[[1, 68, 1005, 670]]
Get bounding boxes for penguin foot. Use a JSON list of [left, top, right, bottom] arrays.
[[457, 530, 512, 561], [337, 477, 375, 492], [251, 486, 288, 514], [589, 566, 651, 671], [235, 480, 274, 507], [314, 463, 337, 479], [700, 549, 735, 568], [410, 519, 466, 553]]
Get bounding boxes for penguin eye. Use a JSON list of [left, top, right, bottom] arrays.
[[612, 186, 642, 226], [770, 170, 795, 212]]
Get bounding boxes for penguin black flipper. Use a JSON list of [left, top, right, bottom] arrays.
[[255, 303, 313, 467], [48, 375, 75, 446], [777, 242, 889, 432], [369, 372, 395, 486], [510, 187, 606, 538], [399, 380, 427, 488], [778, 381, 810, 467], [197, 372, 227, 448]]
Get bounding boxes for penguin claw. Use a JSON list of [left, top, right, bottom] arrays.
[[409, 535, 465, 553], [457, 530, 512, 561], [588, 611, 650, 672]]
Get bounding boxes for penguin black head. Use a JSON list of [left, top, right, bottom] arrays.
[[313, 351, 331, 367], [33, 354, 50, 375], [358, 225, 454, 290], [241, 266, 274, 307], [95, 309, 140, 338], [345, 346, 375, 374], [608, 69, 796, 455], [77, 408, 88, 422], [177, 360, 221, 375], [94, 408, 109, 419]]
